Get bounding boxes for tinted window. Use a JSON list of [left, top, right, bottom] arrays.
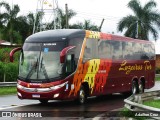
[[132, 43, 142, 60], [42, 42, 66, 51], [149, 44, 155, 59], [123, 42, 133, 60], [110, 40, 122, 60], [83, 39, 98, 61], [69, 38, 83, 64], [23, 43, 41, 51], [141, 44, 150, 60], [98, 40, 111, 59]]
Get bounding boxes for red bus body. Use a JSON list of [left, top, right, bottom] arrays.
[[10, 29, 155, 102]]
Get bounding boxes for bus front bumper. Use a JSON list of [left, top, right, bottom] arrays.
[[17, 83, 71, 100]]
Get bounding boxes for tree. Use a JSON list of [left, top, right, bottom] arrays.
[[31, 8, 76, 31], [0, 13, 5, 28], [27, 13, 36, 34], [54, 8, 76, 29], [70, 20, 99, 31], [0, 14, 5, 39], [117, 0, 160, 40], [32, 12, 45, 33], [14, 16, 29, 43], [0, 1, 21, 44]]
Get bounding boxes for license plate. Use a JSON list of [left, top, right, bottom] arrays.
[[32, 94, 40, 98]]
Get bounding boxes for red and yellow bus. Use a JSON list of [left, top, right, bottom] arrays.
[[10, 29, 155, 104]]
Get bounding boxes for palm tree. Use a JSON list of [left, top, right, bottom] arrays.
[[34, 8, 76, 31], [26, 13, 35, 34], [33, 12, 45, 33], [14, 16, 30, 43], [0, 1, 21, 44], [27, 12, 44, 34], [0, 14, 5, 28], [83, 20, 99, 31], [70, 20, 99, 31], [0, 13, 5, 39], [117, 0, 160, 40], [55, 8, 76, 29]]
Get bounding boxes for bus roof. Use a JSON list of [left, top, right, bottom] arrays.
[[25, 29, 153, 44], [85, 30, 153, 44], [25, 29, 85, 43], [109, 34, 153, 44]]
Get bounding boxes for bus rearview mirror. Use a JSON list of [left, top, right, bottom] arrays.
[[10, 47, 22, 62]]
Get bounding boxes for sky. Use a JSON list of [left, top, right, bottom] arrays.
[[1, 0, 160, 53]]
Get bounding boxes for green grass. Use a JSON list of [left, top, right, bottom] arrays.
[[143, 100, 160, 108], [155, 76, 160, 81], [0, 86, 17, 96]]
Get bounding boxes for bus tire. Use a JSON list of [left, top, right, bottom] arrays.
[[132, 81, 139, 95], [139, 81, 144, 94], [78, 86, 87, 104], [39, 99, 48, 104]]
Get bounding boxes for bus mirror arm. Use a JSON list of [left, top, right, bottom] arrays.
[[60, 46, 76, 63], [10, 47, 22, 62]]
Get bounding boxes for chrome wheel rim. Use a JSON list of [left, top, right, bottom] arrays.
[[139, 84, 143, 93], [132, 84, 136, 94], [80, 90, 85, 103]]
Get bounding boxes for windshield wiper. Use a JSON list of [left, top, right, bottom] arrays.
[[26, 58, 38, 80], [40, 57, 49, 81], [21, 49, 24, 65]]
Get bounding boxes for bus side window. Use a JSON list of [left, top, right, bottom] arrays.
[[98, 40, 111, 59], [122, 42, 133, 60], [122, 42, 127, 59], [149, 44, 155, 59], [110, 40, 122, 60], [132, 43, 142, 60], [141, 44, 149, 60], [83, 39, 92, 62], [69, 38, 83, 64], [83, 38, 98, 62]]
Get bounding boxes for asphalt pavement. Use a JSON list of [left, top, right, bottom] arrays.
[[0, 95, 39, 110], [145, 81, 160, 92]]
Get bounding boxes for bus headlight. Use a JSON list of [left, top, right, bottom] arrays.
[[17, 92, 22, 97], [53, 93, 59, 98], [50, 82, 68, 90], [17, 83, 24, 89]]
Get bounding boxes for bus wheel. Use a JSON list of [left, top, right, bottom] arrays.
[[139, 81, 144, 94], [78, 86, 87, 104], [39, 99, 48, 104], [132, 81, 139, 95]]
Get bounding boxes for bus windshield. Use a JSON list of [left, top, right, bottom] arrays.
[[19, 42, 66, 82]]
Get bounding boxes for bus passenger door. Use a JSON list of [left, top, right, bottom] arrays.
[[82, 38, 99, 95]]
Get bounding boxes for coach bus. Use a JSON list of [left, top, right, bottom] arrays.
[[10, 29, 155, 104]]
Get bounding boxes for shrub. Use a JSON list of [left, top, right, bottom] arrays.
[[5, 62, 19, 82], [156, 67, 160, 74], [0, 62, 4, 81], [0, 62, 18, 82], [0, 47, 20, 82]]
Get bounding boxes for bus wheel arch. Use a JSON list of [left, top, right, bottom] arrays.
[[132, 78, 139, 95], [77, 82, 89, 104], [139, 77, 145, 94]]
